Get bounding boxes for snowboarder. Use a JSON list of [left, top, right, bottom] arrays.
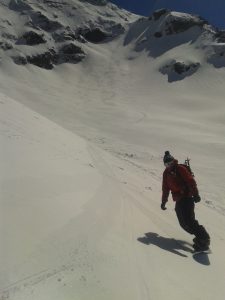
[[161, 151, 210, 251]]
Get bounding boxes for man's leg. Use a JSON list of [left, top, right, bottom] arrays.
[[175, 198, 196, 234], [175, 198, 210, 247]]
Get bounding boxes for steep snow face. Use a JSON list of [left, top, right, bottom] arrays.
[[0, 0, 138, 68]]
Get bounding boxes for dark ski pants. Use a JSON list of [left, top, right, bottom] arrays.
[[175, 197, 210, 242]]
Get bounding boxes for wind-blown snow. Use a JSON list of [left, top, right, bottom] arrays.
[[0, 1, 225, 300]]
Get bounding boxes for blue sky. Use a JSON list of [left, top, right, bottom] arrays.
[[110, 0, 156, 16], [110, 0, 225, 29]]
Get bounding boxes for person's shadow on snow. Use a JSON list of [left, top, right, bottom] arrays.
[[137, 232, 193, 257]]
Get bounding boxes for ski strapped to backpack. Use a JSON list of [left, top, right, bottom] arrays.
[[180, 157, 194, 177], [175, 157, 195, 193]]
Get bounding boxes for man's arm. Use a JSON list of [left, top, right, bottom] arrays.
[[161, 171, 169, 208]]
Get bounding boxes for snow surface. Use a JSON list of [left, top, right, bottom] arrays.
[[0, 1, 225, 300]]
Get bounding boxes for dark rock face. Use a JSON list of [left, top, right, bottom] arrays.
[[165, 17, 206, 35], [173, 62, 192, 74], [13, 43, 86, 69], [75, 34, 87, 43], [153, 9, 169, 21], [78, 0, 107, 6], [12, 55, 27, 65], [18, 31, 46, 45], [59, 43, 84, 55], [26, 49, 58, 69], [52, 28, 87, 43], [110, 23, 125, 36], [44, 0, 67, 9], [9, 0, 32, 11], [0, 41, 13, 50], [52, 30, 76, 43], [214, 30, 225, 43], [30, 11, 63, 32], [58, 43, 86, 64], [160, 60, 200, 82], [207, 45, 225, 68], [1, 32, 17, 41], [76, 22, 124, 43], [82, 28, 108, 43], [150, 12, 206, 38], [154, 32, 163, 38]]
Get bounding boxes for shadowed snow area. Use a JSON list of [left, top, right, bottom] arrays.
[[0, 1, 225, 300]]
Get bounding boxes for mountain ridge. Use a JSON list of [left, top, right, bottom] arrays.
[[0, 1, 225, 80]]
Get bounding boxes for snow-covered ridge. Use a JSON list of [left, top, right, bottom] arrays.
[[124, 9, 225, 80]]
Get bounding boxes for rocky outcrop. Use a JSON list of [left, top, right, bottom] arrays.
[[12, 54, 27, 65], [52, 27, 87, 43], [80, 28, 109, 43], [29, 11, 63, 32], [9, 0, 32, 11], [13, 43, 86, 69], [53, 29, 76, 43], [17, 31, 46, 45], [58, 43, 86, 64], [173, 62, 200, 74], [26, 49, 58, 69], [152, 12, 207, 39], [207, 45, 225, 68], [76, 22, 125, 43], [154, 32, 163, 38], [160, 60, 200, 82], [214, 30, 225, 43], [152, 9, 169, 21], [0, 40, 13, 50], [44, 1, 69, 9], [78, 0, 107, 6], [165, 16, 206, 35]]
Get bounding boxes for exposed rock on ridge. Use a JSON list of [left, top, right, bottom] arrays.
[[17, 31, 46, 45], [160, 60, 200, 82], [78, 0, 108, 6]]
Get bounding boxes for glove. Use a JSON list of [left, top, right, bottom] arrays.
[[161, 202, 167, 210], [193, 195, 201, 203]]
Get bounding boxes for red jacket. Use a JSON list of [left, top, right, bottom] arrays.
[[162, 160, 199, 203]]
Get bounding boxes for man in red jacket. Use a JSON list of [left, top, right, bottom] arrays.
[[161, 151, 210, 251]]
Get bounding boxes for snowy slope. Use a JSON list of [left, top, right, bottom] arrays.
[[0, 92, 102, 283], [1, 92, 225, 300], [0, 1, 225, 300]]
